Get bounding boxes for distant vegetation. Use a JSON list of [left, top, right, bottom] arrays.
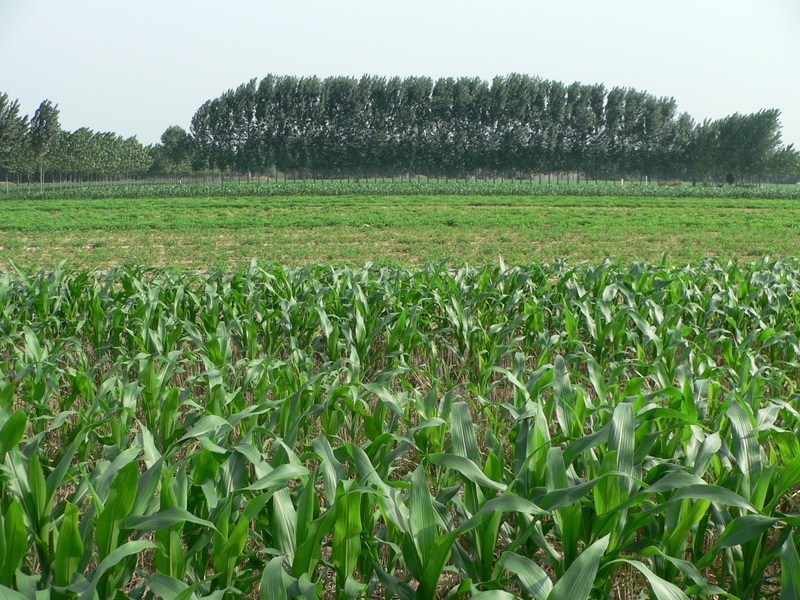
[[2, 179, 800, 202], [0, 96, 152, 187], [189, 75, 800, 184], [2, 75, 799, 189]]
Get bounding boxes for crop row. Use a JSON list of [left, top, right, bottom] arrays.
[[0, 260, 799, 599], [2, 179, 800, 201]]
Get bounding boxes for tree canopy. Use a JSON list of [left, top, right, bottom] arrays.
[[188, 74, 797, 182], [0, 93, 153, 184], [1, 78, 798, 185]]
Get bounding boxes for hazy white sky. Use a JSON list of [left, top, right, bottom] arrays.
[[1, 0, 798, 148]]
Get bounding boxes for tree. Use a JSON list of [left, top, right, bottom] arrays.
[[187, 74, 795, 184], [688, 110, 782, 182], [160, 125, 192, 177], [119, 136, 152, 177], [765, 144, 800, 182], [0, 93, 32, 185], [29, 100, 61, 190]]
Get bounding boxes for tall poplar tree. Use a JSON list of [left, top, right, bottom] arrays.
[[29, 99, 61, 190], [0, 93, 29, 184]]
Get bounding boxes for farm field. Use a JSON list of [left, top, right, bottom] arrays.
[[3, 179, 800, 202], [0, 260, 798, 599], [3, 195, 800, 269]]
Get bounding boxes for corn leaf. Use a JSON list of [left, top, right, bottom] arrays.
[[547, 535, 610, 600]]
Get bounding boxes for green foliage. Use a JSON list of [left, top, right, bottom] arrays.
[[189, 74, 789, 181], [154, 125, 193, 177], [0, 94, 30, 177], [2, 178, 800, 201], [0, 259, 798, 598], [29, 100, 60, 167], [0, 92, 151, 184]]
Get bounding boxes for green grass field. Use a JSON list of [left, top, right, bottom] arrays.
[[2, 195, 800, 269]]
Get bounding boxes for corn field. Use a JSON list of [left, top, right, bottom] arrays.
[[2, 179, 800, 201], [0, 259, 799, 600]]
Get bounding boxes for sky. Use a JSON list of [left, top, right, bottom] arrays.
[[1, 0, 798, 148]]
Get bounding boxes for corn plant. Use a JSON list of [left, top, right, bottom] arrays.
[[0, 259, 799, 599]]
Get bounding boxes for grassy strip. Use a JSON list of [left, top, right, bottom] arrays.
[[2, 195, 800, 269]]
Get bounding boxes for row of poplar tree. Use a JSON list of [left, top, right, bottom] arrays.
[[0, 95, 156, 185], [2, 76, 799, 185], [188, 74, 798, 182]]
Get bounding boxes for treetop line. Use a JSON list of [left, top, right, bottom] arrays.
[[1, 74, 799, 185]]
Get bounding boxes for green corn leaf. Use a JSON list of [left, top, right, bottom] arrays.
[[498, 551, 553, 600], [27, 454, 48, 527], [645, 471, 706, 495], [79, 540, 155, 600], [0, 500, 27, 588], [374, 567, 416, 600], [429, 453, 506, 491], [727, 400, 763, 495], [541, 476, 601, 512], [10, 571, 39, 600], [768, 452, 800, 512], [177, 415, 232, 441], [0, 411, 27, 460], [45, 437, 81, 507], [716, 514, 780, 548], [690, 432, 721, 478], [272, 487, 297, 564], [312, 435, 346, 501], [417, 493, 545, 600], [223, 519, 250, 564], [155, 525, 186, 581], [638, 544, 725, 593], [450, 402, 481, 464], [470, 591, 520, 600], [240, 491, 274, 521], [95, 460, 139, 560], [294, 475, 318, 549], [625, 307, 659, 344], [292, 503, 338, 579], [612, 558, 690, 600], [672, 484, 758, 512], [287, 573, 321, 600], [146, 574, 201, 600], [260, 557, 288, 600], [331, 486, 363, 595], [781, 532, 800, 600], [344, 575, 365, 599], [409, 466, 438, 567], [476, 495, 547, 517], [239, 463, 309, 492], [130, 456, 166, 518], [93, 446, 142, 501], [609, 402, 635, 490], [0, 585, 28, 600], [54, 502, 84, 587], [196, 436, 228, 454], [545, 447, 582, 568], [123, 505, 217, 532], [546, 534, 610, 600]]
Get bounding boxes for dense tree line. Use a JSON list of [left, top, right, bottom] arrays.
[[188, 74, 798, 182], [3, 80, 799, 186], [0, 93, 153, 186]]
